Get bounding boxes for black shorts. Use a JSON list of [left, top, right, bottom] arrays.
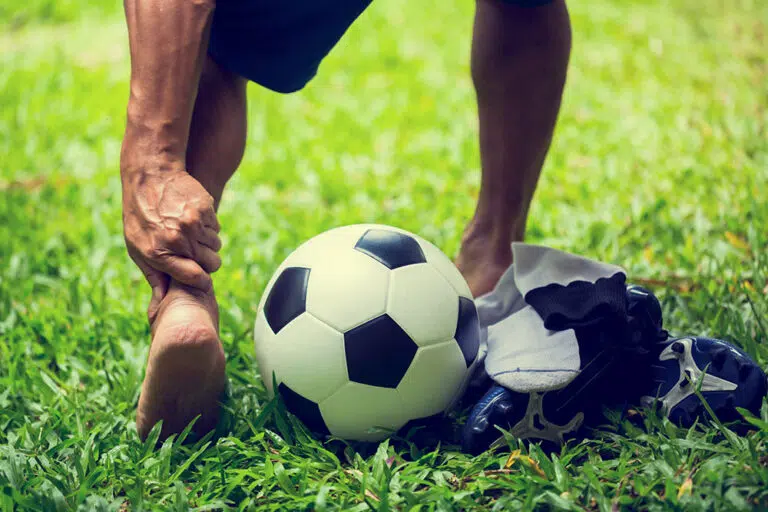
[[209, 0, 556, 94]]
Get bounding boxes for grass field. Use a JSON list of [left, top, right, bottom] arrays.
[[1, 0, 767, 509]]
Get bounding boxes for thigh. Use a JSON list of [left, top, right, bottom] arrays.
[[209, 0, 373, 93]]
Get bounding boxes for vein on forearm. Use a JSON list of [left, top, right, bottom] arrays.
[[123, 0, 216, 162]]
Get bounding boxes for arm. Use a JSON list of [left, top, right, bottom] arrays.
[[121, 0, 223, 320]]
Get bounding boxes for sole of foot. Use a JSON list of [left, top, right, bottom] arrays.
[[136, 283, 227, 442]]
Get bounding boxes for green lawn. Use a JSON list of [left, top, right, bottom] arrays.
[[1, 0, 767, 510]]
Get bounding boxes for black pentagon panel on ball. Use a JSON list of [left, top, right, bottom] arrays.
[[455, 297, 480, 367], [345, 314, 418, 388], [278, 382, 330, 436], [354, 228, 426, 269], [264, 267, 311, 334]]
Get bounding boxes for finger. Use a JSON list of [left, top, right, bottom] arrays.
[[150, 254, 212, 291], [195, 244, 223, 274], [200, 206, 220, 232], [197, 226, 222, 252]]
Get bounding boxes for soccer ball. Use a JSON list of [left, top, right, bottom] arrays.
[[253, 224, 480, 441]]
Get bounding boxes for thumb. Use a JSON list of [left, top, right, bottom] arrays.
[[130, 251, 170, 324], [144, 267, 170, 325]]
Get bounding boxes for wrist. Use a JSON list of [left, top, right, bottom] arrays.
[[121, 122, 186, 179], [121, 91, 191, 164], [120, 152, 184, 182]]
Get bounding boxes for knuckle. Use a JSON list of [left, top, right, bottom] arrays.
[[166, 230, 184, 246], [181, 211, 201, 229]]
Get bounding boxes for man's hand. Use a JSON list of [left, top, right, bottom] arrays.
[[120, 0, 217, 321], [122, 165, 222, 321]]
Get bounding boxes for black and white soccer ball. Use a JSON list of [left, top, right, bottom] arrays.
[[253, 224, 481, 441]]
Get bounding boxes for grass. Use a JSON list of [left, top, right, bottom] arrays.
[[1, 0, 767, 509]]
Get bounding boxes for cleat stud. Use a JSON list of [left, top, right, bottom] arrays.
[[671, 341, 685, 354]]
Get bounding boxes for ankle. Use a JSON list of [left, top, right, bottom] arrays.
[[459, 220, 517, 265], [154, 280, 220, 328], [167, 279, 215, 300]]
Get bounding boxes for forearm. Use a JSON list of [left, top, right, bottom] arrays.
[[121, 0, 216, 173]]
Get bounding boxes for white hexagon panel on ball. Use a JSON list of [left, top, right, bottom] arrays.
[[387, 263, 459, 346]]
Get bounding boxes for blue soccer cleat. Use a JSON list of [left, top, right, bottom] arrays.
[[627, 285, 768, 426]]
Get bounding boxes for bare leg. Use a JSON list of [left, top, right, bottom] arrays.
[[456, 0, 571, 297], [137, 56, 247, 440], [185, 58, 248, 207]]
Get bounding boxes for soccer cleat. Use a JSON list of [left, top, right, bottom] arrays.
[[462, 283, 768, 454], [625, 285, 767, 426], [642, 336, 768, 426], [462, 284, 665, 454]]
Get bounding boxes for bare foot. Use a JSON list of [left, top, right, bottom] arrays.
[[455, 233, 513, 297], [136, 281, 226, 441]]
